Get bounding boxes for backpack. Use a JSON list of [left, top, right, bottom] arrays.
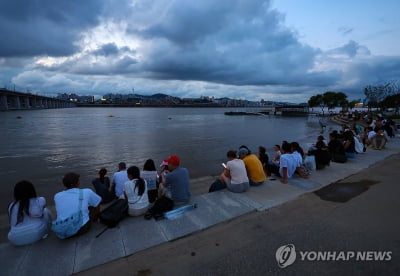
[[99, 199, 128, 228], [144, 196, 174, 220]]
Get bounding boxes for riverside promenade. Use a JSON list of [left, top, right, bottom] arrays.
[[2, 138, 400, 276]]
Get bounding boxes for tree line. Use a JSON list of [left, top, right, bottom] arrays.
[[308, 81, 400, 114], [308, 91, 358, 115]]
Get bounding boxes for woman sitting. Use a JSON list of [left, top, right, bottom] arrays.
[[328, 132, 347, 163], [92, 168, 115, 204], [123, 166, 150, 216], [140, 159, 159, 204], [343, 130, 356, 158], [8, 180, 52, 246], [219, 150, 250, 193]]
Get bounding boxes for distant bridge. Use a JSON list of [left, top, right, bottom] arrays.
[[0, 89, 76, 111]]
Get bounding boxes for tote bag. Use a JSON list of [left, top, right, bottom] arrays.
[[51, 189, 83, 239]]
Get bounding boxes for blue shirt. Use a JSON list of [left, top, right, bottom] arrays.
[[165, 167, 191, 203]]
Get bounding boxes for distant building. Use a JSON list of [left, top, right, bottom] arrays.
[[57, 93, 94, 103]]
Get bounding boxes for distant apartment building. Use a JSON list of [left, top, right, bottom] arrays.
[[57, 93, 94, 103]]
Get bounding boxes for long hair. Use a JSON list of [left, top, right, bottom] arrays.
[[127, 166, 145, 196], [98, 168, 107, 183], [143, 159, 156, 171], [13, 180, 37, 224]]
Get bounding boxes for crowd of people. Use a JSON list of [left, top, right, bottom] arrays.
[[7, 154, 191, 246], [213, 113, 397, 190], [7, 113, 397, 246]]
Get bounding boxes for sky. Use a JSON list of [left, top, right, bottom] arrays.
[[0, 0, 399, 103]]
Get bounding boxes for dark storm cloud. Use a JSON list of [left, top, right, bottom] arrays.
[[0, 0, 105, 57], [2, 0, 399, 101], [38, 43, 138, 75], [92, 43, 134, 57], [348, 56, 400, 84], [126, 0, 335, 87], [93, 43, 120, 56]]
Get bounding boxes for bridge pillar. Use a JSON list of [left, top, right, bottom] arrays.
[[31, 97, 37, 108], [11, 96, 21, 109], [24, 96, 30, 109], [0, 95, 8, 111]]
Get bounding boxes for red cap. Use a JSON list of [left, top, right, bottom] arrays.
[[165, 155, 180, 165]]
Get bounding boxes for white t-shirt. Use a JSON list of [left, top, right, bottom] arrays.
[[8, 197, 51, 246], [54, 188, 101, 227], [273, 151, 281, 164], [226, 159, 249, 184], [9, 197, 47, 227], [112, 170, 129, 197], [123, 179, 149, 210], [140, 170, 158, 190], [291, 151, 303, 167], [279, 153, 297, 179]]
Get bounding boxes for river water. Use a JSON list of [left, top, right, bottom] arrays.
[[0, 107, 336, 214]]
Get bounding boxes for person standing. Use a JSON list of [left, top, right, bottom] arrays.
[[111, 162, 129, 198], [8, 180, 52, 246]]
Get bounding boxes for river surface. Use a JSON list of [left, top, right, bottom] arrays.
[[0, 107, 336, 214]]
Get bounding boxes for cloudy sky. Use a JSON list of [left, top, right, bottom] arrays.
[[1, 0, 399, 102]]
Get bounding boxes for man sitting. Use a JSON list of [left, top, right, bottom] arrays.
[[279, 142, 298, 184], [161, 155, 191, 205], [238, 146, 266, 186], [145, 155, 191, 219], [371, 127, 388, 150]]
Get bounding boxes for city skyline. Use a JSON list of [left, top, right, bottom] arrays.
[[1, 0, 399, 103]]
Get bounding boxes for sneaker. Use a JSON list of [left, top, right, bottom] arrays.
[[363, 146, 366, 152]]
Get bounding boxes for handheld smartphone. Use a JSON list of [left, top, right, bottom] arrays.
[[221, 163, 227, 168]]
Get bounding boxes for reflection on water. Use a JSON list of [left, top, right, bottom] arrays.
[[0, 107, 335, 214]]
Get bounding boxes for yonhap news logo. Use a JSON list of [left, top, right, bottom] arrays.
[[276, 244, 297, 268], [276, 244, 392, 268]]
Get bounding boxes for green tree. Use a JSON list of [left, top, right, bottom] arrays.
[[322, 91, 348, 110], [308, 91, 348, 114], [308, 94, 325, 114], [379, 93, 400, 111]]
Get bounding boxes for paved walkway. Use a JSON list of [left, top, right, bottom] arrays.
[[2, 138, 400, 276]]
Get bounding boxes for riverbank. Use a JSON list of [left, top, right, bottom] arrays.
[[0, 108, 334, 217], [2, 136, 399, 275], [80, 153, 400, 275]]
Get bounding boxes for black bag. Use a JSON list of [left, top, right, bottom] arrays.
[[145, 196, 174, 220], [99, 199, 128, 228], [208, 179, 226, 192]]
